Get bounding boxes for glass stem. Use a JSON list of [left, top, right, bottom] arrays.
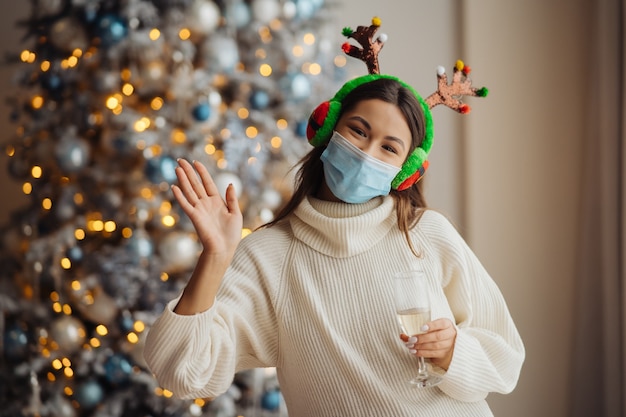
[[418, 356, 428, 376]]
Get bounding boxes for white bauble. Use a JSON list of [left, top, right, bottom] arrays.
[[261, 188, 282, 209], [188, 0, 221, 35], [214, 172, 243, 199], [251, 0, 281, 24], [203, 37, 240, 73], [158, 232, 200, 273]]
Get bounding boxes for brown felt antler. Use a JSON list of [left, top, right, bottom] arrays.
[[341, 16, 386, 75], [425, 61, 489, 113]]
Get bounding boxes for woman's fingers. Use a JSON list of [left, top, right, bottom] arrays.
[[171, 184, 193, 213], [176, 159, 208, 200], [224, 183, 241, 215], [193, 160, 220, 197], [398, 319, 457, 360]]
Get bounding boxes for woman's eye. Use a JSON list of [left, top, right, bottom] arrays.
[[350, 126, 366, 137], [382, 144, 398, 154]]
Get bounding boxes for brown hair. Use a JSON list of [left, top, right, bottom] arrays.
[[262, 78, 428, 254]]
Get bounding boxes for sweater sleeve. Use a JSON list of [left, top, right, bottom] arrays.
[[143, 227, 287, 400], [418, 211, 525, 402]]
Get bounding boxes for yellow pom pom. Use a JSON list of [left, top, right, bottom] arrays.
[[372, 16, 381, 26], [455, 59, 465, 71]]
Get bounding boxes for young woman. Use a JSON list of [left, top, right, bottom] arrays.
[[143, 77, 525, 416]]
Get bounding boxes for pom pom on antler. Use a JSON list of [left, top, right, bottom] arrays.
[[425, 59, 488, 113], [341, 16, 386, 74]]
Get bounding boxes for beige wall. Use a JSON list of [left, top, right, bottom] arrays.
[[0, 1, 586, 416], [463, 1, 585, 415]]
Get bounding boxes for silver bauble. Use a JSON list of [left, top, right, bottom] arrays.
[[251, 0, 281, 23], [158, 232, 200, 273], [188, 0, 221, 35], [56, 137, 90, 173], [76, 287, 119, 325], [49, 17, 89, 52], [214, 172, 243, 198], [49, 315, 86, 354], [203, 36, 240, 73]]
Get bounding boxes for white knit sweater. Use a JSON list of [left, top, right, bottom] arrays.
[[144, 195, 525, 417]]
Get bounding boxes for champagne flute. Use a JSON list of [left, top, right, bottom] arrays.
[[394, 269, 443, 388]]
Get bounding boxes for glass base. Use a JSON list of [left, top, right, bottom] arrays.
[[409, 373, 443, 388]]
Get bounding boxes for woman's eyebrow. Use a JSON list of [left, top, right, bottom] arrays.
[[347, 115, 370, 129], [348, 115, 406, 150]]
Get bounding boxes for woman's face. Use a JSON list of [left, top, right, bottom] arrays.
[[334, 98, 412, 167]]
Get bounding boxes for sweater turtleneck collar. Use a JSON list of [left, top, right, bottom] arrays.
[[290, 195, 397, 258]]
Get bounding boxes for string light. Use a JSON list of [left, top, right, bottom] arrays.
[[245, 126, 258, 138], [31, 96, 44, 109], [179, 28, 191, 40], [149, 28, 160, 40], [276, 119, 288, 129], [271, 136, 282, 148], [259, 64, 272, 76]]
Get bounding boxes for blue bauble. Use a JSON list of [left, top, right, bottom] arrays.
[[104, 353, 133, 385], [66, 246, 84, 264], [281, 73, 311, 101], [261, 389, 281, 411], [295, 120, 308, 137], [118, 312, 134, 333], [42, 73, 63, 92], [310, 0, 324, 8], [95, 14, 128, 47], [110, 132, 137, 155], [74, 379, 104, 410], [126, 230, 154, 259], [3, 322, 29, 360], [227, 1, 251, 28], [192, 103, 211, 121], [250, 90, 270, 110], [295, 0, 315, 20], [145, 155, 178, 184]]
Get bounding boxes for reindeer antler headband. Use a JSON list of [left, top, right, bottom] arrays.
[[306, 16, 488, 190]]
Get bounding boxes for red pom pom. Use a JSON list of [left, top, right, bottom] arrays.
[[462, 65, 471, 75], [306, 101, 331, 141], [459, 104, 471, 114], [341, 42, 352, 54]]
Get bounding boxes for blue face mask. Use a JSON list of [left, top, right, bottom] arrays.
[[320, 131, 401, 204]]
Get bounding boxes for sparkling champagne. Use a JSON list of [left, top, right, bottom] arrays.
[[397, 307, 430, 335]]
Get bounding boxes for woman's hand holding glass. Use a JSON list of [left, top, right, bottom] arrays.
[[394, 270, 457, 387], [400, 317, 457, 371]]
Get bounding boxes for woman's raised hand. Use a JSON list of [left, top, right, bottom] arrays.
[[171, 159, 243, 258]]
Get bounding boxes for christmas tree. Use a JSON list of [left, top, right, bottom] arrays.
[[0, 0, 346, 415]]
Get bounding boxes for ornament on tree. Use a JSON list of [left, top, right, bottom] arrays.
[[187, 0, 222, 36], [49, 315, 87, 354]]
